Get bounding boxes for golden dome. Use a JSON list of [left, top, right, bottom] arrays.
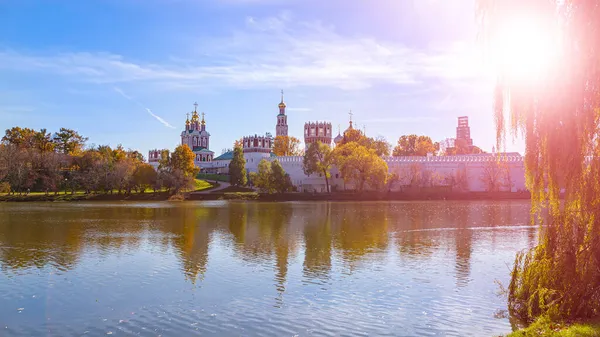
[[278, 89, 286, 109]]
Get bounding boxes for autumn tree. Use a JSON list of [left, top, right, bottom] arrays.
[[273, 135, 302, 157], [132, 163, 157, 193], [229, 145, 247, 186], [479, 159, 510, 192], [479, 0, 600, 322], [338, 128, 391, 156], [168, 145, 199, 193], [52, 128, 88, 155], [393, 135, 440, 156], [303, 141, 334, 193], [1, 127, 37, 148], [444, 138, 484, 155], [333, 142, 388, 191]]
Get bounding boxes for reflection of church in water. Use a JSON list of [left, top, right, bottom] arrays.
[[149, 91, 528, 193]]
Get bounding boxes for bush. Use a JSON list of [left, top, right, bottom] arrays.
[[0, 182, 10, 194]]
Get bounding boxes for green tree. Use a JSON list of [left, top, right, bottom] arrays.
[[479, 0, 600, 322], [303, 141, 333, 193], [229, 145, 247, 186], [270, 160, 294, 193], [52, 128, 88, 155], [253, 159, 273, 193]]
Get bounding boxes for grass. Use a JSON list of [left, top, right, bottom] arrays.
[[0, 179, 215, 201], [508, 316, 600, 337], [192, 179, 215, 192], [197, 173, 230, 182]]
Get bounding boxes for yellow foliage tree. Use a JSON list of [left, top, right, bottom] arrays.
[[273, 136, 302, 157], [333, 142, 388, 191]]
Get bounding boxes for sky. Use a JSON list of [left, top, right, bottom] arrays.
[[0, 0, 524, 156]]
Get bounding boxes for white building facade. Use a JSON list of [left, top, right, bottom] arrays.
[[150, 94, 527, 193]]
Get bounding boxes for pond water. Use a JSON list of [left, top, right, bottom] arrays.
[[0, 201, 535, 336]]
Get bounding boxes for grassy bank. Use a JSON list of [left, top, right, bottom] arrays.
[[508, 316, 600, 337], [197, 173, 229, 182], [0, 179, 216, 202], [2, 187, 532, 202]]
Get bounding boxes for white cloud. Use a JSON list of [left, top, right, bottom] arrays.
[[0, 13, 485, 91]]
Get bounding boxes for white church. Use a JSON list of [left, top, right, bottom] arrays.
[[149, 93, 527, 193]]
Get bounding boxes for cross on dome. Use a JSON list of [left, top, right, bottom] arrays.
[[193, 102, 198, 112]]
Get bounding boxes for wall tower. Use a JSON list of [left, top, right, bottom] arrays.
[[304, 121, 332, 147], [276, 90, 288, 137]]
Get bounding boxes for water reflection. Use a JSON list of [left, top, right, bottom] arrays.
[[0, 201, 534, 336], [0, 202, 533, 284]]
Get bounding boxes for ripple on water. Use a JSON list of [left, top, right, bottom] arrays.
[[0, 201, 534, 336]]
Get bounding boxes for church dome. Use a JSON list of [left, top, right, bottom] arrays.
[[334, 133, 343, 144], [278, 101, 286, 109], [344, 120, 354, 134]]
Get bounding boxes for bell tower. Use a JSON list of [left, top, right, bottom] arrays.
[[276, 90, 288, 137]]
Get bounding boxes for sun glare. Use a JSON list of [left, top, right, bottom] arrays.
[[492, 15, 558, 83]]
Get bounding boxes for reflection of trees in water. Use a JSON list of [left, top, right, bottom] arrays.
[[0, 209, 83, 271], [302, 203, 332, 281], [159, 206, 217, 284], [0, 206, 150, 272], [453, 205, 472, 287], [331, 203, 389, 271], [395, 204, 441, 259], [225, 203, 295, 302], [0, 201, 533, 292]]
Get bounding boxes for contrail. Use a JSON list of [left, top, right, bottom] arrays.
[[113, 87, 176, 129]]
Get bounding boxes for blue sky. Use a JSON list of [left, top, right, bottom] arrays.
[[0, 0, 523, 156]]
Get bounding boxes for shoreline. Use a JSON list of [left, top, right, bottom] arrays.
[[0, 191, 531, 202]]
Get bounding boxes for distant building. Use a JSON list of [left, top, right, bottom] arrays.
[[148, 149, 167, 169], [456, 116, 473, 146], [149, 94, 527, 193], [275, 90, 288, 137], [304, 121, 332, 148], [180, 103, 214, 164]]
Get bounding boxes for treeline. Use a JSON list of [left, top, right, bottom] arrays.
[[0, 127, 197, 195], [228, 145, 295, 193], [303, 128, 390, 193], [273, 133, 484, 158]]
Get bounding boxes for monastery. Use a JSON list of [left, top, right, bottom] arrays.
[[149, 93, 527, 193]]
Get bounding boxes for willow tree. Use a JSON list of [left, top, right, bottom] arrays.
[[478, 0, 600, 322]]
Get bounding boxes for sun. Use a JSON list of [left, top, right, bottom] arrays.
[[491, 14, 559, 83]]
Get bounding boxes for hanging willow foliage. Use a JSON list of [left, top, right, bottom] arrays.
[[478, 0, 600, 323]]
